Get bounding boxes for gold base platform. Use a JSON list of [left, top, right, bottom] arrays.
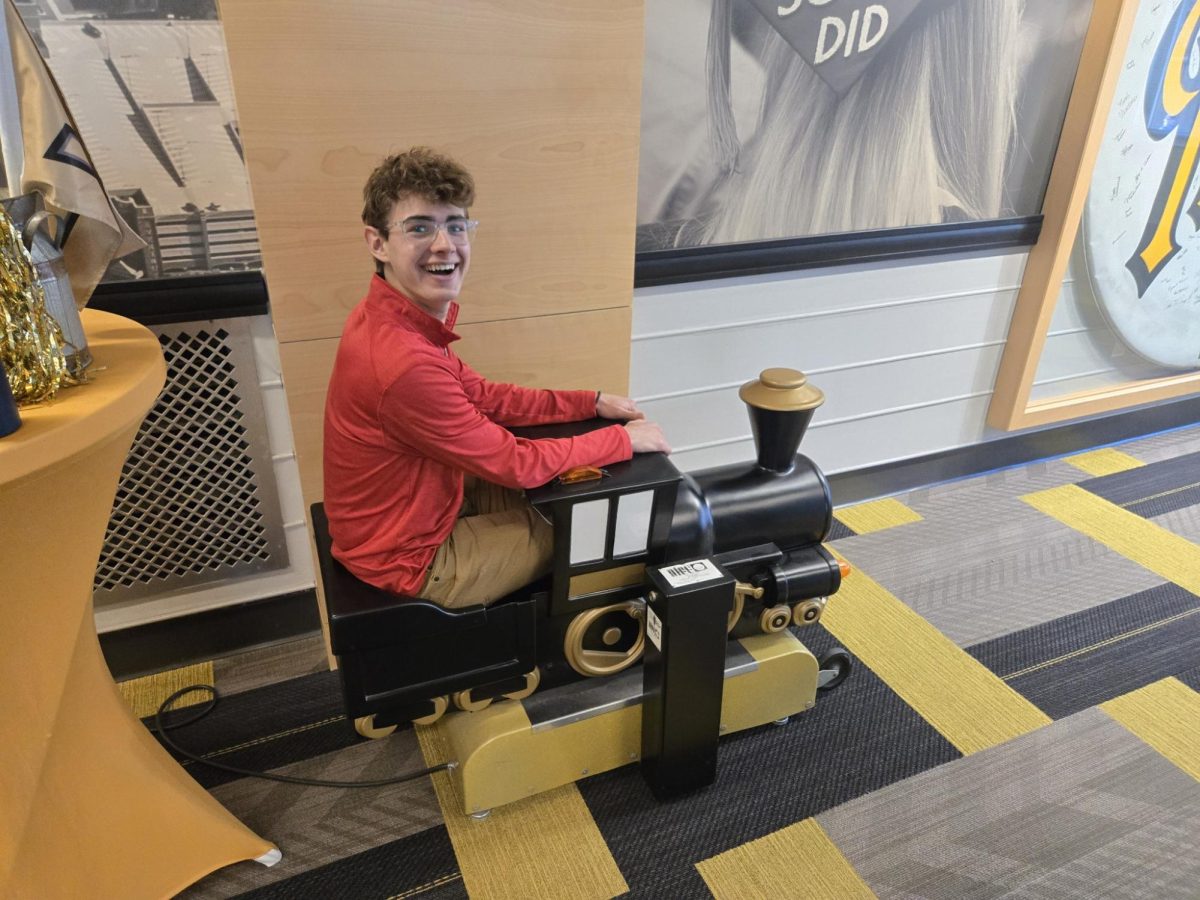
[[428, 631, 819, 816]]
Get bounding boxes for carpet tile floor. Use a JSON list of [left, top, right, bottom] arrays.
[[114, 425, 1200, 899]]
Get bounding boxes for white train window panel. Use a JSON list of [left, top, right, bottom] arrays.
[[569, 499, 610, 564], [613, 491, 653, 557]]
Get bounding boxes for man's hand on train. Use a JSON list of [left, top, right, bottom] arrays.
[[625, 419, 671, 454], [596, 393, 645, 421]]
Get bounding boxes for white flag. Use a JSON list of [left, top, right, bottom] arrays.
[[0, 0, 143, 304]]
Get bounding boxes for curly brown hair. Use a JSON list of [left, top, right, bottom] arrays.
[[361, 147, 476, 234]]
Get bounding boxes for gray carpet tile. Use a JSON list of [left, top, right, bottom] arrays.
[[1004, 818, 1200, 899], [213, 635, 329, 698], [1116, 425, 1200, 465], [180, 731, 442, 898], [835, 462, 1163, 646], [1152, 502, 1200, 545], [817, 707, 1200, 899], [908, 458, 1084, 504]]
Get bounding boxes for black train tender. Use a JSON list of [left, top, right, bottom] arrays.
[[311, 368, 850, 737]]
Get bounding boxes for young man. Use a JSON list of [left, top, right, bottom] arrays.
[[323, 147, 670, 607]]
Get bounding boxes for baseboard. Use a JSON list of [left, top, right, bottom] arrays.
[[100, 589, 321, 680], [827, 393, 1200, 506]]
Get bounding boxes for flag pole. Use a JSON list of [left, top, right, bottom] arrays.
[[0, 0, 27, 195]]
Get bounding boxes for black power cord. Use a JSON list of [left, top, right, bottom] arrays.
[[153, 685, 453, 788]]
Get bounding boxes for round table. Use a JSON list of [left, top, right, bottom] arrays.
[[0, 310, 278, 898]]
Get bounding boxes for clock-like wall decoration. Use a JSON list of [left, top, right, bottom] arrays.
[[1081, 0, 1200, 369]]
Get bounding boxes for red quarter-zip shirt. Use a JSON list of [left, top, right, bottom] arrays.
[[323, 275, 632, 596]]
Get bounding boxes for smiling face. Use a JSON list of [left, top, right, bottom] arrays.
[[365, 195, 471, 321]]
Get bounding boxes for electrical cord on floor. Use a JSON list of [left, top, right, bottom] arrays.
[[153, 685, 454, 788]]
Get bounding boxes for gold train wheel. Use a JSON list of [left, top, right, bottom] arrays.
[[452, 688, 493, 712], [792, 598, 825, 627], [728, 590, 745, 633], [503, 667, 541, 701], [759, 604, 792, 634], [412, 695, 449, 726], [354, 714, 398, 740], [564, 600, 646, 677]]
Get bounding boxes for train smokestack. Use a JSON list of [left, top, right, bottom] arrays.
[[738, 368, 824, 473]]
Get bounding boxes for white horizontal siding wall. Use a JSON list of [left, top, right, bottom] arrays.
[[631, 249, 1030, 477]]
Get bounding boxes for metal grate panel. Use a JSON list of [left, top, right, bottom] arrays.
[[94, 318, 287, 604]]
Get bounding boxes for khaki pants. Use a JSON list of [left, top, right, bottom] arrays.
[[418, 477, 553, 608]]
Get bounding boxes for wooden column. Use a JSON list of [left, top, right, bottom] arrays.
[[218, 0, 645, 503]]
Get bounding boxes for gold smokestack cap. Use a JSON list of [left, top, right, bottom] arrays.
[[739, 368, 824, 412]]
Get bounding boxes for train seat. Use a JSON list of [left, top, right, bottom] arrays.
[[310, 503, 539, 733]]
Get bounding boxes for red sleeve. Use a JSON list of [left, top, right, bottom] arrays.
[[379, 358, 631, 489], [456, 356, 596, 426]]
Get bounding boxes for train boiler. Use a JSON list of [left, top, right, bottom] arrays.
[[311, 368, 851, 810], [669, 368, 847, 638]]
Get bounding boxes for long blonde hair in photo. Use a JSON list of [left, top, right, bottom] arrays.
[[693, 0, 1023, 245]]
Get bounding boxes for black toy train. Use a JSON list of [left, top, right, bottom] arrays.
[[311, 368, 849, 737]]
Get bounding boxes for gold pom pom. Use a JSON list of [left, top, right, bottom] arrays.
[[0, 206, 84, 405]]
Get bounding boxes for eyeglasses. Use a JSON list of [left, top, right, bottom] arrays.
[[384, 217, 479, 245]]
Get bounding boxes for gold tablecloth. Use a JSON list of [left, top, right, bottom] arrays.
[[0, 310, 276, 898]]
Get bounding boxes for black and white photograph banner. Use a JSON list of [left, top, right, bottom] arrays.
[[636, 0, 1096, 284]]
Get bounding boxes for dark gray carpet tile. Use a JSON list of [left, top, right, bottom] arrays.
[[819, 708, 1200, 900], [966, 581, 1200, 678], [1012, 604, 1200, 720], [1177, 663, 1200, 693], [222, 825, 464, 900], [826, 518, 856, 541], [580, 625, 960, 899], [148, 670, 366, 790], [1125, 485, 1200, 519], [1077, 450, 1200, 511]]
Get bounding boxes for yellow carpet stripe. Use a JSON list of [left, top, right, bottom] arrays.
[[117, 661, 214, 719], [416, 718, 627, 900], [1063, 447, 1144, 477], [1101, 678, 1200, 782], [1003, 607, 1200, 680], [834, 497, 923, 535], [1022, 484, 1200, 595], [824, 553, 1050, 754], [696, 817, 876, 899]]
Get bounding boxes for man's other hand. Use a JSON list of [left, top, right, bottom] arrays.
[[597, 393, 645, 421], [625, 419, 671, 454]]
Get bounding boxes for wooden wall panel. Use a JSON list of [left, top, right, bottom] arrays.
[[218, 0, 643, 510]]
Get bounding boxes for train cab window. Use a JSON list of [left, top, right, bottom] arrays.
[[569, 499, 609, 564], [613, 491, 653, 556]]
